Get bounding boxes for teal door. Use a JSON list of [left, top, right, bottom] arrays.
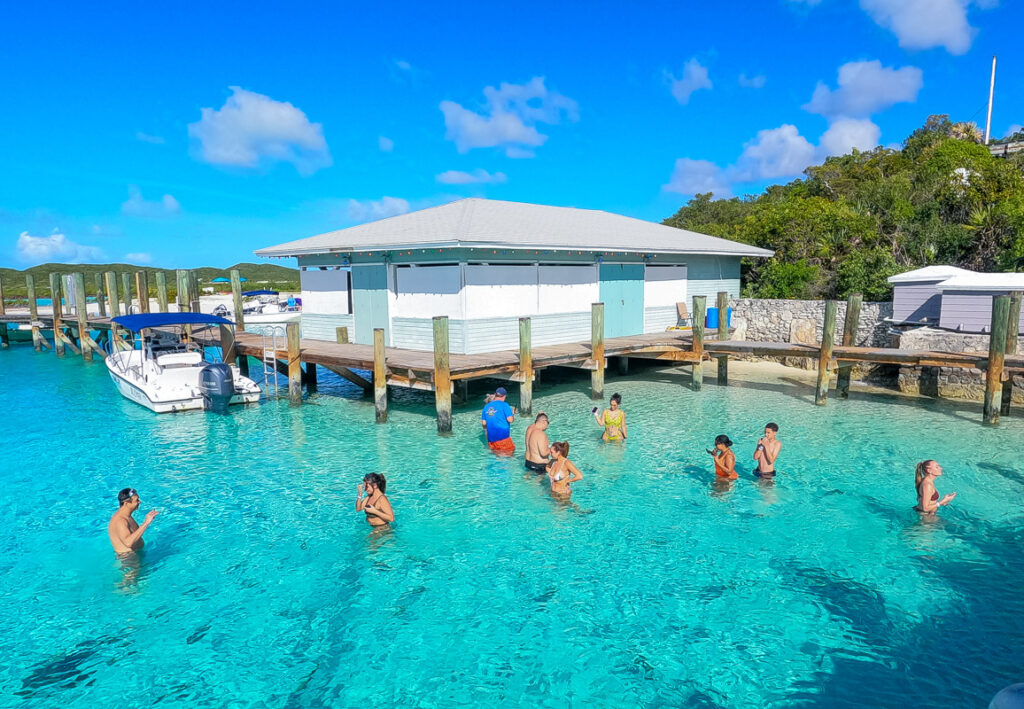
[[599, 264, 645, 337], [352, 265, 390, 345]]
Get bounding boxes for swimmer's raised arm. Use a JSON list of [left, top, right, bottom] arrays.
[[594, 408, 605, 427], [118, 510, 158, 549], [356, 483, 367, 511]]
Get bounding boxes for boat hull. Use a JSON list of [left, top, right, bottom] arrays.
[[105, 352, 262, 413]]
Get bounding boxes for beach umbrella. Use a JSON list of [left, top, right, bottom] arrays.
[[211, 277, 230, 283]]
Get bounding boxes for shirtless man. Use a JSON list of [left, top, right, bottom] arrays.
[[107, 488, 158, 554], [753, 423, 782, 478], [524, 413, 551, 473]]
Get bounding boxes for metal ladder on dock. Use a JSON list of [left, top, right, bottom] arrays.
[[260, 326, 285, 398]]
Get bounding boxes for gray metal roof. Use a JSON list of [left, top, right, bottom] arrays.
[[887, 265, 975, 284], [255, 198, 774, 258]]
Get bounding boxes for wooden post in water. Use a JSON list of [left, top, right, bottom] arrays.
[[836, 293, 863, 399], [230, 270, 244, 329], [188, 270, 200, 313], [104, 272, 121, 351], [983, 294, 1010, 425], [120, 272, 132, 314], [135, 271, 150, 313], [373, 327, 387, 423], [433, 316, 452, 434], [591, 302, 605, 400], [176, 270, 189, 312], [336, 326, 349, 344], [73, 272, 93, 361], [50, 273, 65, 357], [286, 322, 302, 406], [1001, 291, 1022, 416], [26, 274, 43, 351], [94, 273, 106, 317], [815, 300, 838, 405], [155, 272, 169, 312], [691, 295, 707, 390], [0, 276, 8, 348], [519, 317, 533, 416], [219, 324, 236, 368], [716, 290, 729, 385]]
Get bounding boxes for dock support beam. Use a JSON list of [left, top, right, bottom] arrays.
[[591, 302, 605, 400], [519, 317, 533, 416], [0, 276, 7, 348], [73, 272, 93, 361], [50, 273, 65, 357], [135, 271, 150, 313], [1001, 291, 1022, 416], [617, 356, 629, 375], [121, 272, 132, 315], [815, 300, 838, 405], [984, 294, 1010, 424], [374, 327, 388, 424], [26, 274, 43, 351], [836, 293, 863, 399], [155, 272, 169, 312], [94, 273, 107, 317], [433, 316, 452, 434], [716, 290, 729, 385], [286, 322, 302, 405], [692, 296, 707, 390]]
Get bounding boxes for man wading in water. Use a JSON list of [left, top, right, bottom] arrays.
[[107, 488, 158, 555], [524, 413, 551, 473]]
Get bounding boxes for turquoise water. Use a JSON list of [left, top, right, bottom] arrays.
[[2, 347, 1024, 708]]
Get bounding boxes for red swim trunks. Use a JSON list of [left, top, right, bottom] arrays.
[[488, 438, 516, 455]]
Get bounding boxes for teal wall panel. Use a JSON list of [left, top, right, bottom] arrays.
[[300, 314, 355, 342], [351, 265, 389, 345], [599, 263, 645, 337]]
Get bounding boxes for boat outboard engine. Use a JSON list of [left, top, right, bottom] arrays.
[[199, 363, 235, 414]]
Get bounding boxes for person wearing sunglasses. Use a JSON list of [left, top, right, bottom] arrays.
[[107, 488, 159, 555]]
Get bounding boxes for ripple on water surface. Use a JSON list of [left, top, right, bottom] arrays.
[[1, 349, 1023, 708]]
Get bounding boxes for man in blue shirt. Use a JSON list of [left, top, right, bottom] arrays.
[[481, 387, 516, 454]]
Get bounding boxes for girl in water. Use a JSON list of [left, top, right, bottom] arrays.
[[914, 460, 956, 514], [593, 393, 627, 442], [708, 435, 737, 480], [356, 473, 395, 527], [547, 441, 584, 498]]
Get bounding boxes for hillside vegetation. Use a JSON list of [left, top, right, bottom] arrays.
[[0, 262, 298, 298], [664, 116, 1024, 300]]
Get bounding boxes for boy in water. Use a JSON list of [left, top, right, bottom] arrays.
[[753, 422, 782, 478], [593, 393, 627, 442]]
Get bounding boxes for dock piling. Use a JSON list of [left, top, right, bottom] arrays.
[[120, 272, 132, 314], [135, 271, 150, 313], [984, 294, 1011, 424], [591, 302, 605, 400], [73, 273, 93, 361], [836, 293, 863, 399], [519, 317, 533, 416], [176, 270, 189, 312], [49, 273, 65, 357], [219, 324, 236, 367], [306, 363, 318, 393], [373, 327, 388, 423], [155, 272, 169, 312], [692, 296, 707, 390], [617, 356, 629, 375], [286, 322, 302, 405], [1001, 291, 1022, 416], [188, 270, 200, 313], [336, 326, 349, 344], [716, 290, 729, 385], [26, 274, 44, 351], [433, 316, 452, 433], [94, 273, 107, 317], [230, 270, 244, 328], [105, 272, 122, 350], [0, 276, 7, 348], [815, 300, 838, 405]]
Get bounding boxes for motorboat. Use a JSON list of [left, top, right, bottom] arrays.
[[211, 290, 300, 327], [105, 313, 262, 413]]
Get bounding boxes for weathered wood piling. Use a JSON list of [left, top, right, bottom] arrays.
[[135, 271, 150, 313], [373, 328, 387, 423], [591, 302, 605, 400], [94, 273, 107, 317], [836, 293, 863, 399], [73, 273, 93, 361], [286, 322, 302, 406], [0, 276, 7, 349], [336, 326, 349, 344], [26, 274, 45, 351], [519, 317, 533, 415], [1001, 291, 1022, 416], [716, 290, 729, 384], [120, 272, 131, 314], [155, 272, 169, 312], [984, 294, 1010, 424], [691, 295, 707, 390], [433, 316, 452, 433], [815, 300, 838, 405]]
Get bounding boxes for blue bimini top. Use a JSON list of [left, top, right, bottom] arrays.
[[111, 313, 235, 331]]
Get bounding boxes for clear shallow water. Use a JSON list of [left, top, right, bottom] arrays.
[[2, 348, 1023, 708]]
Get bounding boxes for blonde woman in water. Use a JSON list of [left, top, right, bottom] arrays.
[[593, 393, 627, 442], [914, 460, 956, 514]]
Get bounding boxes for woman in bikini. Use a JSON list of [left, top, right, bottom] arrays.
[[914, 460, 956, 514], [594, 393, 627, 442], [356, 472, 395, 527], [708, 434, 737, 480], [546, 441, 583, 498]]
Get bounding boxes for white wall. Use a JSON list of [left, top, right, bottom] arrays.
[[464, 264, 538, 319], [301, 267, 350, 314], [644, 265, 688, 307], [538, 265, 599, 314], [392, 264, 463, 319]]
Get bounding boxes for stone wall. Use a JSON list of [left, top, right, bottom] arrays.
[[728, 298, 893, 347], [895, 328, 1024, 403]]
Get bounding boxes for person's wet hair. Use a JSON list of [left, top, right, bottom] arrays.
[[535, 413, 548, 423], [765, 422, 779, 432], [610, 393, 622, 405], [714, 435, 733, 447], [363, 472, 387, 493], [914, 460, 936, 492], [117, 488, 138, 506], [551, 441, 570, 457]]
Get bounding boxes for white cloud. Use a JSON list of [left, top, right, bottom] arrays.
[[135, 131, 165, 144], [859, 0, 986, 54], [347, 197, 410, 222], [378, 136, 394, 152], [666, 59, 712, 105], [121, 186, 181, 217], [738, 73, 767, 89], [16, 231, 104, 264], [664, 159, 733, 198], [818, 118, 882, 156], [125, 252, 153, 264], [440, 77, 578, 157], [395, 59, 412, 71], [1008, 124, 1023, 135], [436, 169, 508, 185], [188, 86, 331, 174], [734, 125, 817, 181], [804, 60, 922, 119]]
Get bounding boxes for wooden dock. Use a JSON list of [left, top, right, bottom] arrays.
[[2, 270, 1022, 431]]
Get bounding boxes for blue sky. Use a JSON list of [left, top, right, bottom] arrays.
[[1, 0, 1021, 268]]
